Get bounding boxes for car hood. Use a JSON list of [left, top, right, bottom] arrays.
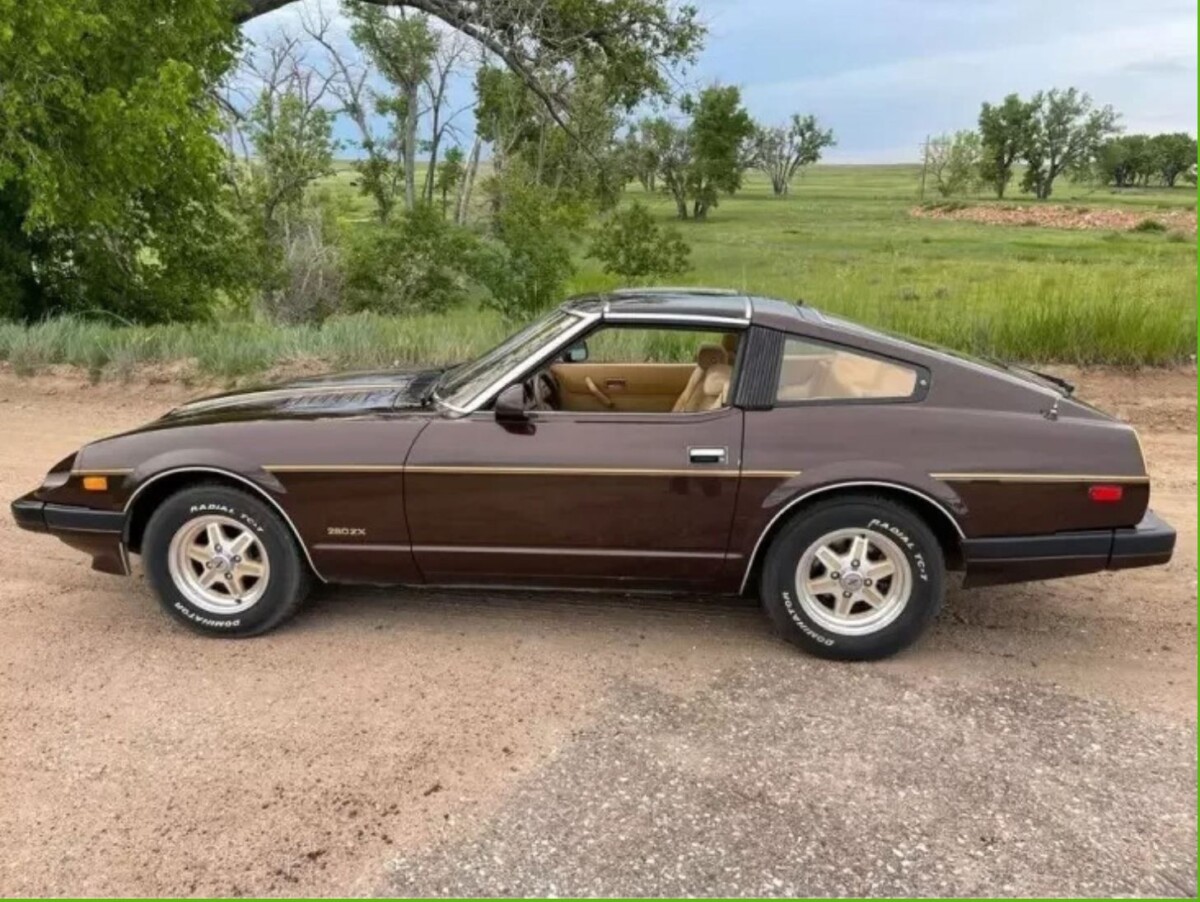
[[154, 368, 443, 426]]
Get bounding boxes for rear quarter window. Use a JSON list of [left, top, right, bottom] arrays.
[[777, 338, 918, 402]]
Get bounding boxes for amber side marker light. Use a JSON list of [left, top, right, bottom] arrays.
[[1088, 484, 1124, 503], [81, 475, 109, 492]]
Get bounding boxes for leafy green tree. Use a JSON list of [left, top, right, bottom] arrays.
[[643, 86, 755, 220], [1094, 135, 1154, 188], [1149, 133, 1197, 187], [347, 4, 438, 216], [434, 147, 466, 217], [751, 115, 835, 196], [622, 121, 662, 192], [478, 162, 588, 320], [926, 130, 983, 197], [1020, 88, 1118, 199], [683, 86, 756, 219], [978, 93, 1037, 199], [344, 202, 486, 314], [587, 202, 691, 278], [0, 0, 247, 321], [234, 0, 705, 143], [243, 87, 338, 234], [642, 117, 693, 219]]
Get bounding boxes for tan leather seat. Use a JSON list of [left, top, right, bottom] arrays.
[[671, 344, 728, 412], [777, 352, 916, 401], [721, 333, 739, 364]]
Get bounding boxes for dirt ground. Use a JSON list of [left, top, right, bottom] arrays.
[[911, 202, 1198, 234], [0, 366, 1195, 897]]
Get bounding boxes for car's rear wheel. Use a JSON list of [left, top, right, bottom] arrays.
[[759, 494, 945, 660], [142, 484, 311, 637]]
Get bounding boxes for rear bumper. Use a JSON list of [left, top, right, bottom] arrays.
[[962, 511, 1176, 587], [11, 492, 130, 575]]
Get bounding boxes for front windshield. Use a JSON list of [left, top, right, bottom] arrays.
[[435, 308, 583, 411]]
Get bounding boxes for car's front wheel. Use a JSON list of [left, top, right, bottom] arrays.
[[142, 484, 312, 637], [759, 494, 945, 660]]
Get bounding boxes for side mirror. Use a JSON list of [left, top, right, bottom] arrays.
[[494, 383, 528, 423], [562, 341, 588, 364]]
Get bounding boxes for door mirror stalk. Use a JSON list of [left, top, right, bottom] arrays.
[[494, 384, 529, 424]]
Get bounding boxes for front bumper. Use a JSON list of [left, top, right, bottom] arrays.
[[962, 510, 1176, 587], [11, 492, 129, 575]]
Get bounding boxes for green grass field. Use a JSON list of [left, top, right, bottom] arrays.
[[1, 164, 1194, 380]]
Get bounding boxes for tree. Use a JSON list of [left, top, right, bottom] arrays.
[[240, 35, 339, 234], [420, 32, 472, 203], [1094, 135, 1154, 188], [644, 87, 755, 221], [684, 86, 756, 219], [478, 161, 588, 320], [751, 115, 835, 196], [587, 202, 690, 278], [643, 117, 693, 219], [978, 93, 1037, 199], [926, 130, 983, 197], [0, 0, 247, 321], [622, 121, 661, 192], [1149, 133, 1197, 187], [347, 4, 438, 215], [434, 146, 465, 217], [1020, 88, 1118, 199], [233, 0, 706, 151]]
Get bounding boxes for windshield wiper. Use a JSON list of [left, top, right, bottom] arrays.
[[419, 369, 447, 407]]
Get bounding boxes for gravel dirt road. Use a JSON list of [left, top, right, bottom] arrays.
[[0, 366, 1195, 897]]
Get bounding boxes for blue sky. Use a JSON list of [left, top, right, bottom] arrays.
[[244, 0, 1198, 163]]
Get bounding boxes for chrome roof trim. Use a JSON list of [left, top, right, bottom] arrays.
[[602, 312, 751, 327], [608, 286, 741, 296], [449, 311, 601, 416]]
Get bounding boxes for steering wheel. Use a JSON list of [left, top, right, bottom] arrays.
[[584, 376, 615, 408], [527, 371, 561, 411]]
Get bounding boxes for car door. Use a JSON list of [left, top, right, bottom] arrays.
[[403, 407, 744, 588]]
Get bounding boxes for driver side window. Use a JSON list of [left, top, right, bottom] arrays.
[[544, 327, 740, 414]]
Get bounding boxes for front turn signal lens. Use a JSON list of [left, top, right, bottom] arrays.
[[81, 475, 109, 492], [1088, 484, 1123, 503]]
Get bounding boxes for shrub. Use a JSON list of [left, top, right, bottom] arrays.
[[479, 166, 587, 321], [258, 208, 344, 324], [1131, 218, 1167, 233], [344, 204, 486, 315], [587, 202, 691, 279]]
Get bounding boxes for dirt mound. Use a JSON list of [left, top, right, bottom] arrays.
[[911, 202, 1197, 234]]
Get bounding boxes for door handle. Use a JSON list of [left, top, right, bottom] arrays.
[[604, 379, 626, 391], [688, 446, 727, 465]]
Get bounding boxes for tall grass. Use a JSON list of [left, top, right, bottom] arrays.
[[1, 166, 1193, 381], [0, 285, 1191, 385]]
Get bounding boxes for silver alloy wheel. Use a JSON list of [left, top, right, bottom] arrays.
[[167, 515, 270, 615], [795, 527, 913, 636]]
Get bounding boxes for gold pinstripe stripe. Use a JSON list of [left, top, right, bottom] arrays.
[[265, 464, 800, 478], [931, 472, 1149, 483], [264, 465, 406, 473], [70, 468, 133, 476]]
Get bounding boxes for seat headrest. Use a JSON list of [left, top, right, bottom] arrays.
[[695, 344, 727, 369], [721, 333, 739, 357], [703, 363, 732, 396]]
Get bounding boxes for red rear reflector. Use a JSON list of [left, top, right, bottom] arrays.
[[1088, 484, 1123, 503]]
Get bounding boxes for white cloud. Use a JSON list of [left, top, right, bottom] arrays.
[[743, 17, 1197, 160]]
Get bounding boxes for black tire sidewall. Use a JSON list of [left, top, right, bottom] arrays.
[[761, 499, 945, 660], [143, 486, 306, 637]]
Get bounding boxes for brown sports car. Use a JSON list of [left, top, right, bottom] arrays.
[[11, 289, 1175, 659]]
